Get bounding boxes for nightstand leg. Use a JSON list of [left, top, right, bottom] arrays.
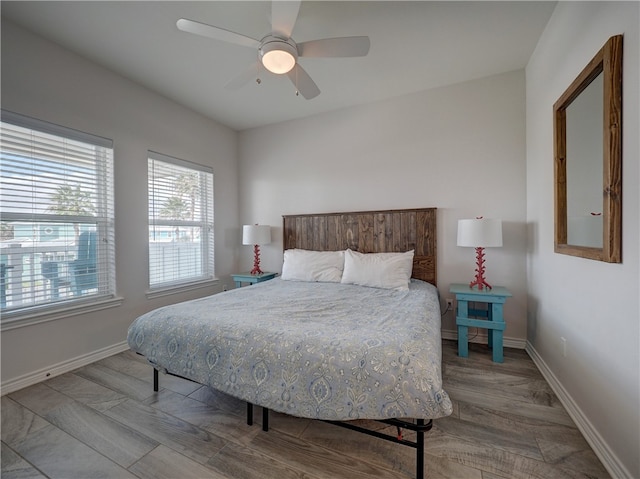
[[458, 325, 469, 357], [487, 303, 494, 349], [492, 303, 504, 362], [457, 300, 469, 358], [492, 329, 504, 363]]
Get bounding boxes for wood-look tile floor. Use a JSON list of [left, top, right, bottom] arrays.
[[2, 340, 610, 479]]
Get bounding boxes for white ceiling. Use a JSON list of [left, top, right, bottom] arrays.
[[1, 1, 556, 131]]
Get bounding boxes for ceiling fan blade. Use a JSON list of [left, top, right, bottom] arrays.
[[176, 18, 260, 49], [286, 64, 320, 100], [224, 62, 262, 90], [271, 1, 301, 39], [298, 36, 370, 58]]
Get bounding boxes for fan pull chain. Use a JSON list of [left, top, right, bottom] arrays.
[[295, 65, 299, 96]]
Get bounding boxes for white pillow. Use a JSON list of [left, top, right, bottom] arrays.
[[281, 249, 345, 283], [341, 249, 414, 291]]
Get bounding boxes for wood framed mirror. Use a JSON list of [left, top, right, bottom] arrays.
[[554, 35, 623, 262]]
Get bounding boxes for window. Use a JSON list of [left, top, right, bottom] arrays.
[[148, 151, 214, 289], [0, 111, 115, 318]]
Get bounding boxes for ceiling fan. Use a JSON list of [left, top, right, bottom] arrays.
[[176, 1, 370, 99]]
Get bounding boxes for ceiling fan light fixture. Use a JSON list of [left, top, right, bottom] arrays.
[[260, 40, 297, 74]]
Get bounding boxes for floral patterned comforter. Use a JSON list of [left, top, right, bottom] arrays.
[[127, 278, 452, 421]]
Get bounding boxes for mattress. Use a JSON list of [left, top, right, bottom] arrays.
[[127, 278, 452, 421]]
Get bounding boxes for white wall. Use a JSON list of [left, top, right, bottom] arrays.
[[0, 20, 240, 389], [239, 70, 528, 343], [526, 3, 639, 477]]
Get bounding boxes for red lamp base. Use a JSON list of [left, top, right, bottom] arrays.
[[469, 246, 492, 290], [250, 244, 263, 275]]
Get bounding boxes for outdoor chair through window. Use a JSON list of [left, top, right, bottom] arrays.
[[73, 231, 97, 296]]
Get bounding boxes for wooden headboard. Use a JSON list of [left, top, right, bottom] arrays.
[[283, 208, 437, 286]]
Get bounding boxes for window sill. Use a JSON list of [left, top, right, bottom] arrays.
[[145, 278, 219, 300], [1, 295, 125, 332]]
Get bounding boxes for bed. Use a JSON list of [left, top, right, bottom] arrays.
[[127, 207, 452, 478]]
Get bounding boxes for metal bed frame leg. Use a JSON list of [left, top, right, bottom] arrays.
[[247, 403, 253, 425], [153, 368, 159, 392], [323, 417, 431, 479], [417, 419, 424, 479], [262, 407, 269, 431], [246, 404, 268, 431]]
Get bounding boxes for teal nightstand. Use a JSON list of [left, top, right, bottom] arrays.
[[232, 272, 277, 288], [449, 283, 512, 363]]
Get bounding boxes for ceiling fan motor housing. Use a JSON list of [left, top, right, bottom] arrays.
[[259, 36, 298, 74]]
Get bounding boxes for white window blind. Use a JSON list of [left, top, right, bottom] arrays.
[[0, 110, 115, 317], [148, 151, 214, 288]]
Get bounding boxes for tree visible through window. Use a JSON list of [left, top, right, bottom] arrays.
[[48, 184, 96, 241], [148, 152, 214, 288]]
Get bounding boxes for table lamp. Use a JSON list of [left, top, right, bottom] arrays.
[[243, 224, 271, 275], [457, 217, 502, 290]]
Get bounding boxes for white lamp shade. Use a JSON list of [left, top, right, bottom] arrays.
[[457, 218, 503, 247], [243, 224, 271, 245]]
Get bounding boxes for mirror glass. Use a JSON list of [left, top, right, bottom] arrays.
[[566, 73, 603, 248]]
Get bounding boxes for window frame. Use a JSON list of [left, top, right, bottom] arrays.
[[147, 151, 215, 293], [0, 110, 120, 328]]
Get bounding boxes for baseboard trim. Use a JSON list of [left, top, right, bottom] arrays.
[[1, 340, 130, 395], [525, 341, 631, 479], [441, 329, 526, 349]]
